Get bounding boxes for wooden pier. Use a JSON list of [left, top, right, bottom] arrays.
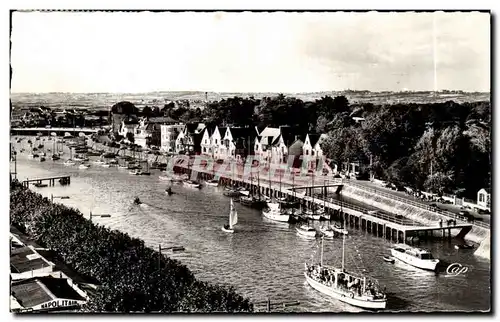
[[22, 175, 71, 188]]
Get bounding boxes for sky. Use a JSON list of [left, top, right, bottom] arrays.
[[10, 11, 490, 93]]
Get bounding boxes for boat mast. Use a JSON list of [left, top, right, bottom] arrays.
[[320, 237, 324, 267], [341, 233, 346, 271]]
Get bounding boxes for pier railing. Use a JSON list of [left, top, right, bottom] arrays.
[[345, 180, 490, 229]]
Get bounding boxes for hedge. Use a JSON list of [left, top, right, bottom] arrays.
[[10, 180, 253, 313]]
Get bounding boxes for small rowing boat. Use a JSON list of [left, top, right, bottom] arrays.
[[383, 256, 395, 263]]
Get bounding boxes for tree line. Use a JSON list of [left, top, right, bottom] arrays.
[[150, 95, 490, 199], [10, 180, 253, 312]]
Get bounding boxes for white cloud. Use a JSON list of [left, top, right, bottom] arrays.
[[10, 11, 490, 93]]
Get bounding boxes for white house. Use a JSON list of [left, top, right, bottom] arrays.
[[200, 125, 217, 157], [211, 126, 227, 159], [161, 123, 184, 153], [477, 188, 491, 210], [134, 119, 150, 148], [223, 127, 258, 161]]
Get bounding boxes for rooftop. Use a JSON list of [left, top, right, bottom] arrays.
[[11, 246, 51, 273]]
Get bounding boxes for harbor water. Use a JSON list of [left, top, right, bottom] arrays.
[[10, 139, 491, 312]]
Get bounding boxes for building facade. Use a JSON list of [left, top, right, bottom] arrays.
[[161, 124, 185, 153]]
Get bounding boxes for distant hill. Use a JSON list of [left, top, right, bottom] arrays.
[[10, 91, 490, 110]]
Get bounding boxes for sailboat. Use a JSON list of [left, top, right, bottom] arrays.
[[304, 235, 387, 310], [222, 198, 238, 233]]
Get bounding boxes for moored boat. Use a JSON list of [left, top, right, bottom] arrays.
[[332, 224, 349, 235], [78, 164, 90, 170], [305, 235, 387, 310], [319, 225, 336, 239], [183, 180, 202, 189], [383, 256, 395, 263], [39, 157, 46, 162], [454, 244, 474, 250], [262, 207, 290, 222], [390, 244, 439, 271], [205, 179, 219, 187], [63, 160, 75, 166], [223, 188, 240, 197], [296, 225, 317, 238]]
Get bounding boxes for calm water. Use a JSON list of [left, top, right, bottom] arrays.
[[10, 138, 491, 312]]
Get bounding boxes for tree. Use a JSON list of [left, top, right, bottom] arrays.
[[142, 106, 153, 118]]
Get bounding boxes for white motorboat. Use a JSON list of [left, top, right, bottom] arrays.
[[262, 208, 290, 223], [221, 198, 238, 233], [332, 224, 349, 235], [305, 235, 387, 310], [183, 180, 202, 189], [390, 244, 439, 271], [101, 163, 111, 168], [205, 179, 219, 187], [159, 175, 172, 181], [78, 164, 90, 170], [63, 160, 75, 166], [93, 159, 106, 165], [296, 225, 317, 238], [319, 226, 336, 239]]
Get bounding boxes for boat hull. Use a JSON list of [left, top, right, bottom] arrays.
[[304, 273, 387, 310], [390, 249, 439, 271], [221, 226, 234, 233], [296, 227, 317, 238], [263, 210, 290, 222]]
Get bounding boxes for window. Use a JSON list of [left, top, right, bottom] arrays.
[[479, 194, 484, 202], [312, 150, 315, 156], [306, 150, 309, 155]]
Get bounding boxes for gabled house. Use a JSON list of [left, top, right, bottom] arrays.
[[255, 127, 281, 164], [223, 127, 259, 161], [175, 123, 206, 155], [211, 126, 227, 160], [161, 123, 185, 153], [200, 125, 217, 157], [303, 134, 321, 170]]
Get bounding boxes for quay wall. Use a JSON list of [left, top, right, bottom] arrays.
[[341, 183, 490, 255]]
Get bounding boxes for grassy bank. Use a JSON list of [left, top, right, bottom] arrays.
[[10, 180, 253, 313]]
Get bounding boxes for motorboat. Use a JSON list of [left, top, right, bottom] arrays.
[[223, 188, 241, 197], [101, 163, 111, 168], [165, 187, 174, 196], [383, 256, 395, 263], [133, 197, 142, 205], [63, 160, 75, 166], [454, 244, 474, 250], [183, 180, 202, 189], [93, 159, 106, 165], [159, 175, 172, 181], [296, 225, 317, 238], [319, 226, 336, 239], [332, 224, 349, 235], [305, 235, 387, 310], [39, 157, 46, 162], [205, 179, 219, 187], [262, 207, 290, 223], [51, 154, 60, 161], [33, 182, 48, 188], [129, 170, 141, 175], [390, 244, 439, 271], [78, 164, 90, 170]]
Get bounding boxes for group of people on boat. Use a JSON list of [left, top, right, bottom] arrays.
[[307, 264, 386, 300]]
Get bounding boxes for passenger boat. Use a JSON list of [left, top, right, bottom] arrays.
[[205, 179, 219, 187], [221, 199, 238, 233], [390, 244, 439, 271], [296, 225, 317, 238], [454, 244, 474, 250], [78, 164, 90, 170], [262, 207, 290, 223], [305, 235, 387, 310], [383, 256, 395, 263], [183, 180, 202, 189]]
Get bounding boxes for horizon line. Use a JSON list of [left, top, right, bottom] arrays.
[[10, 89, 491, 95]]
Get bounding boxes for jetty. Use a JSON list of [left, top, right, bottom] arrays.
[[22, 175, 71, 188], [11, 127, 99, 136]]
